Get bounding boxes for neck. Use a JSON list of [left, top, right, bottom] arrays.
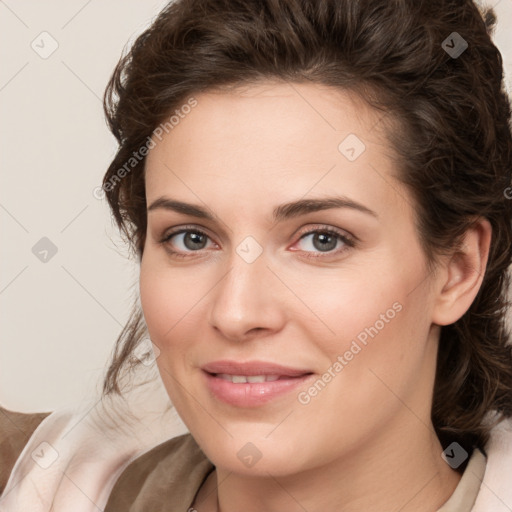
[[195, 413, 461, 512]]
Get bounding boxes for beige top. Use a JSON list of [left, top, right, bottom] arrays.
[[103, 433, 486, 512], [438, 447, 486, 511]]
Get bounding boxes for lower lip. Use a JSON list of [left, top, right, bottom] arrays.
[[203, 371, 314, 407]]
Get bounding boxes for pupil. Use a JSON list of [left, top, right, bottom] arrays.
[[185, 232, 206, 250], [313, 233, 336, 252]]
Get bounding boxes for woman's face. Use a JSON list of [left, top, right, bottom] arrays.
[[140, 81, 442, 476]]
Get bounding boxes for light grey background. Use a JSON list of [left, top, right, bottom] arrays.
[[1, 0, 511, 413]]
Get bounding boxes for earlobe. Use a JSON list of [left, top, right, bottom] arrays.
[[431, 218, 492, 326]]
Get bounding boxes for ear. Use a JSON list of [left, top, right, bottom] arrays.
[[431, 218, 492, 326]]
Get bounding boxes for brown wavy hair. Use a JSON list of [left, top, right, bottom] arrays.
[[100, 0, 512, 452]]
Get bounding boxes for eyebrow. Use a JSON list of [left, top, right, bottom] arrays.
[[147, 196, 378, 221]]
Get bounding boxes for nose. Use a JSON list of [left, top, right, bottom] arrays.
[[208, 248, 287, 342]]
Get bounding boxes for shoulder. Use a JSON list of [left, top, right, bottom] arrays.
[[473, 416, 512, 511], [0, 405, 51, 494], [105, 432, 214, 511]]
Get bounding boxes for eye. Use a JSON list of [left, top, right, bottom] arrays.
[[291, 226, 355, 258], [159, 226, 217, 257], [159, 224, 356, 259]]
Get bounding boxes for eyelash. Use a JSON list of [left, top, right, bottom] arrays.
[[159, 224, 356, 259]]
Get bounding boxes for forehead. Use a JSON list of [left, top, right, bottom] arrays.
[[147, 80, 383, 160], [144, 81, 409, 224]]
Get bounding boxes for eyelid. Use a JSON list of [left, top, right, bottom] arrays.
[[293, 224, 357, 244], [288, 224, 356, 258], [159, 225, 216, 246]]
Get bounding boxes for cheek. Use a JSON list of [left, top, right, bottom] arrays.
[[139, 270, 172, 341], [309, 280, 430, 413], [139, 259, 203, 349], [285, 263, 407, 354], [295, 262, 426, 394], [139, 262, 200, 405]]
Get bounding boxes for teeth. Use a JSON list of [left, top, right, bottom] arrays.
[[217, 374, 281, 383], [247, 376, 266, 383]]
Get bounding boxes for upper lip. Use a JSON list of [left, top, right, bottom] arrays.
[[202, 360, 313, 377]]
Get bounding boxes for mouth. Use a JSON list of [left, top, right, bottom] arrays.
[[214, 374, 287, 383], [201, 360, 314, 407]]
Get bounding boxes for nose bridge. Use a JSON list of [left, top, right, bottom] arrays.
[[215, 240, 268, 311], [208, 236, 284, 339]]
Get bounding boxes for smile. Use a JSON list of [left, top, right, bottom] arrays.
[[201, 360, 314, 407], [216, 374, 281, 383]]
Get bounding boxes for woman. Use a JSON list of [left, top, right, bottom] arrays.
[[1, 0, 512, 510]]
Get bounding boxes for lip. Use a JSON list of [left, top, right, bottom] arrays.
[[202, 360, 314, 407]]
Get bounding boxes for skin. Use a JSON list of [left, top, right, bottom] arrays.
[[140, 81, 491, 512]]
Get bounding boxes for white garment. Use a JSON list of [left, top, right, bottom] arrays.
[[0, 366, 189, 512], [472, 416, 512, 512]]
